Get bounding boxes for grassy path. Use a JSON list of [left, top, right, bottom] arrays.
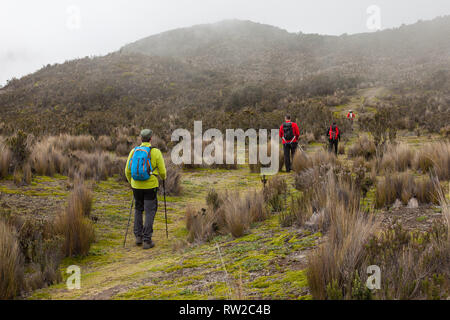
[[29, 167, 320, 300]]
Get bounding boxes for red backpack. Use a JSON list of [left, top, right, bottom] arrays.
[[329, 126, 339, 141]]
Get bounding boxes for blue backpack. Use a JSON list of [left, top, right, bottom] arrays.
[[129, 146, 153, 181]]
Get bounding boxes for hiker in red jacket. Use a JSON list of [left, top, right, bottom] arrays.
[[327, 122, 340, 155], [347, 110, 356, 120], [279, 115, 300, 172]]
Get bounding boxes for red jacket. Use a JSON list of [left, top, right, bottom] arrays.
[[279, 120, 300, 144], [347, 112, 355, 119]]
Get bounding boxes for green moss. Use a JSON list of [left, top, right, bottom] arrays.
[[249, 270, 309, 299]]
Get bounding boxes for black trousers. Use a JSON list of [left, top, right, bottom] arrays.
[[283, 142, 298, 172], [329, 140, 338, 155], [132, 188, 158, 242]]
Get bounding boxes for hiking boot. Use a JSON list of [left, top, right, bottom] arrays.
[[135, 236, 143, 246], [143, 240, 155, 250]]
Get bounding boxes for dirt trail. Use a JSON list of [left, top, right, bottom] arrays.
[[27, 167, 318, 300]]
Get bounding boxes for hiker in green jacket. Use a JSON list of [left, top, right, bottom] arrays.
[[125, 129, 166, 249]]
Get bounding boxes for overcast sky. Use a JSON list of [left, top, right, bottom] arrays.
[[1, 0, 449, 86]]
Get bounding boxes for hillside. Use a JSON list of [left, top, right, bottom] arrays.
[[122, 17, 450, 82], [0, 17, 449, 137]]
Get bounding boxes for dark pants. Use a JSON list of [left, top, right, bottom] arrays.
[[329, 140, 338, 155], [283, 142, 298, 172], [132, 188, 158, 242]]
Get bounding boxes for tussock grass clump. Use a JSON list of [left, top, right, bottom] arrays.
[[414, 142, 450, 180], [263, 176, 287, 213], [158, 160, 182, 196], [375, 173, 440, 208], [0, 220, 24, 299], [292, 149, 336, 174], [186, 207, 216, 243], [347, 134, 376, 160], [55, 181, 95, 257], [47, 134, 96, 152], [379, 143, 414, 172], [186, 188, 269, 242], [30, 140, 69, 176], [306, 172, 379, 299]]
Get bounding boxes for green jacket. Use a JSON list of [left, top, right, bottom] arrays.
[[125, 142, 166, 189]]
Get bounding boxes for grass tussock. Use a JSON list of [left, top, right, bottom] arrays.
[[292, 149, 336, 174], [375, 173, 440, 208], [186, 188, 270, 242], [159, 160, 182, 196], [0, 220, 24, 299], [379, 143, 414, 172], [414, 142, 450, 180], [55, 181, 95, 257], [306, 171, 379, 299], [347, 134, 376, 160]]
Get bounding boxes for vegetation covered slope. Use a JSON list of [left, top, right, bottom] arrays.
[[0, 17, 449, 137]]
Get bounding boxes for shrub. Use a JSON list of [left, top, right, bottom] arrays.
[[0, 220, 24, 299], [6, 215, 63, 293], [6, 130, 31, 166], [347, 134, 376, 160], [365, 221, 449, 299], [55, 182, 95, 257]]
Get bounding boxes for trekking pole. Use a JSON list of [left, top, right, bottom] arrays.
[[163, 180, 168, 239], [123, 194, 134, 248]]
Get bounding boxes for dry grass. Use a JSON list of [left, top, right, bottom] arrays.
[[292, 149, 335, 174], [306, 172, 379, 299], [414, 142, 450, 180], [375, 173, 440, 208], [55, 181, 95, 257], [379, 143, 414, 172], [347, 134, 376, 159], [263, 176, 287, 213], [186, 188, 269, 241], [0, 141, 12, 178], [0, 220, 24, 299], [159, 160, 182, 196]]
